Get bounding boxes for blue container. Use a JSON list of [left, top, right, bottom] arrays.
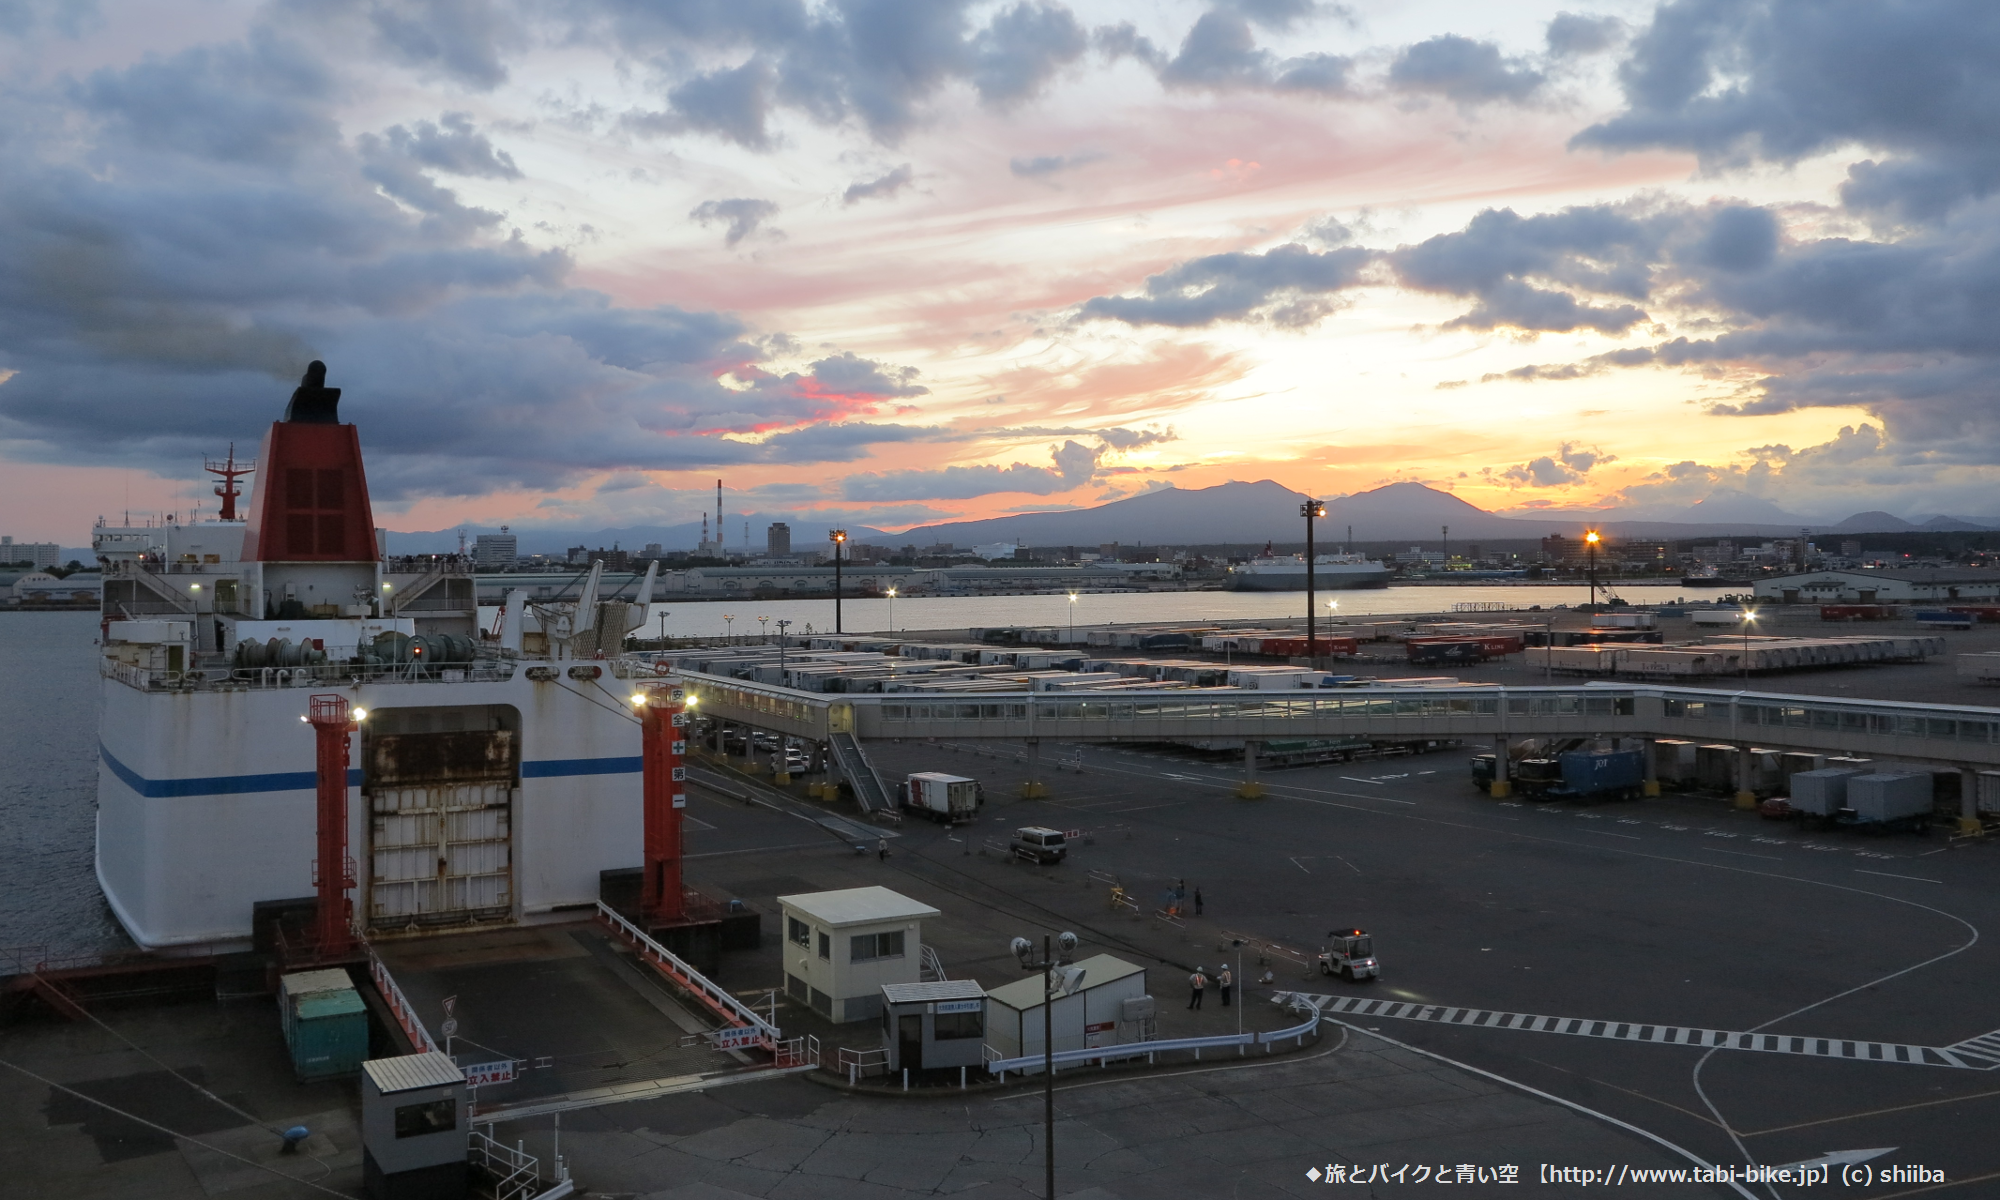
[[1555, 749, 1646, 799]]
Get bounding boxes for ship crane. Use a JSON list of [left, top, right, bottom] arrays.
[[202, 443, 255, 521], [505, 559, 661, 658]]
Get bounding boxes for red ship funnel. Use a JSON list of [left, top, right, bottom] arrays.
[[241, 361, 379, 563]]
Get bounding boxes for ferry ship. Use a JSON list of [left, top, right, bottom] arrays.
[[1225, 552, 1391, 591], [93, 363, 656, 951]]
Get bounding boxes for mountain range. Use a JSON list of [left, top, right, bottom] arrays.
[[373, 481, 1993, 555], [885, 481, 1994, 548]]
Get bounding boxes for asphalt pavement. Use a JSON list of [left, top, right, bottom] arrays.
[[824, 735, 2000, 1196]]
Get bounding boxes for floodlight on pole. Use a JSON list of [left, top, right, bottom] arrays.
[[830, 529, 848, 634], [1585, 530, 1601, 613], [1301, 500, 1326, 658]]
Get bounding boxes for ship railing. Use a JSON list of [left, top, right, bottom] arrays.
[[100, 658, 519, 691]]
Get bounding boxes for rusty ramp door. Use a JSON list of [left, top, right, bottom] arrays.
[[364, 706, 520, 929]]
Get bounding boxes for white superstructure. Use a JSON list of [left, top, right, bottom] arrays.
[[94, 363, 660, 950]]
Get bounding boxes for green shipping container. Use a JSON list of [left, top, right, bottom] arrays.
[[279, 969, 369, 1082]]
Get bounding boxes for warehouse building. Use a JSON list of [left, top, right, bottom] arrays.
[[1753, 569, 2000, 604]]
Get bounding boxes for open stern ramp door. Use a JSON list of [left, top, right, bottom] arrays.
[[365, 705, 520, 930]]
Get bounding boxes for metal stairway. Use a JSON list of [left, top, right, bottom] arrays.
[[829, 732, 893, 815]]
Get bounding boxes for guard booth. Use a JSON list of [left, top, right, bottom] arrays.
[[777, 886, 940, 1023], [880, 980, 987, 1074], [361, 1052, 468, 1200]]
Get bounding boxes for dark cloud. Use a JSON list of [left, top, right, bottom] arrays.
[[968, 2, 1088, 106], [689, 197, 781, 246], [1545, 12, 1623, 57], [76, 29, 340, 166], [1574, 0, 2000, 224], [660, 59, 779, 149], [1390, 205, 1659, 333], [1388, 34, 1544, 104], [360, 0, 521, 90], [1009, 150, 1106, 178], [842, 164, 914, 205], [0, 23, 937, 501], [1158, 10, 1350, 94], [1077, 242, 1373, 328]]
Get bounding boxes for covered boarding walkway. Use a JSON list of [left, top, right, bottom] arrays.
[[669, 669, 2000, 828]]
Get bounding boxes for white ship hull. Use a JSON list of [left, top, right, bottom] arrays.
[[1226, 559, 1391, 591], [95, 665, 646, 950]]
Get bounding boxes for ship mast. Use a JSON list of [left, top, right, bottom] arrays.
[[202, 443, 255, 521]]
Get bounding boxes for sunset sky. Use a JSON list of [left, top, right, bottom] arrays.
[[4, 0, 1998, 544]]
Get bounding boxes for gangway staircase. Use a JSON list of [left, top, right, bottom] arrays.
[[830, 732, 894, 816]]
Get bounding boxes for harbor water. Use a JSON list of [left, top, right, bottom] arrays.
[[0, 584, 1693, 956]]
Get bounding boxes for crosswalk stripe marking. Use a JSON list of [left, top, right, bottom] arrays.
[[1287, 992, 2000, 1071]]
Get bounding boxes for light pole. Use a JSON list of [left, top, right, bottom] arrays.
[[758, 615, 769, 642], [1067, 592, 1077, 641], [657, 610, 668, 643], [722, 613, 735, 644], [1011, 931, 1081, 1200], [1301, 499, 1326, 658], [886, 587, 897, 633], [1741, 608, 1757, 679], [1585, 530, 1601, 613], [830, 529, 847, 634], [775, 619, 791, 673], [1230, 937, 1245, 1037]]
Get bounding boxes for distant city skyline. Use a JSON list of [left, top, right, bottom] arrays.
[[3, 1, 1996, 544]]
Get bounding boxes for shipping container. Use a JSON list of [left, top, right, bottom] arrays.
[[1550, 748, 1646, 800], [1651, 739, 1696, 785], [904, 772, 981, 823], [1844, 773, 1934, 829], [1787, 768, 1861, 817], [1820, 605, 1898, 621], [278, 969, 368, 1082], [1914, 611, 1975, 629]]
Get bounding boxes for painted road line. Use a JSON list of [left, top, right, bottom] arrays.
[[1283, 993, 2000, 1071]]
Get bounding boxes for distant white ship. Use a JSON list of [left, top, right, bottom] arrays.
[[1226, 552, 1391, 591]]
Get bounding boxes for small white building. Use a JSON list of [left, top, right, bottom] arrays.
[[983, 953, 1148, 1059], [778, 886, 940, 1024], [1753, 569, 2000, 604]]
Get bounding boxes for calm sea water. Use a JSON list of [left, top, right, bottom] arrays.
[[637, 582, 1700, 639], [0, 584, 1696, 957], [0, 611, 127, 958]]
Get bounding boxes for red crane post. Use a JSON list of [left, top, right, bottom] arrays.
[[639, 685, 689, 924], [307, 694, 360, 958]]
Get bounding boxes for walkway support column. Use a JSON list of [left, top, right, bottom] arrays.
[[306, 694, 359, 960], [640, 683, 688, 925], [1236, 740, 1265, 799], [1489, 736, 1511, 798], [1021, 738, 1047, 799], [1961, 766, 1983, 836], [1642, 739, 1660, 797], [1734, 745, 1757, 810]]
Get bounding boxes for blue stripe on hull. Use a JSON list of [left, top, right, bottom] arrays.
[[100, 744, 640, 797]]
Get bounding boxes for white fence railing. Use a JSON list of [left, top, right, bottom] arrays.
[[985, 1006, 1320, 1076], [595, 902, 781, 1042], [470, 1128, 572, 1200]]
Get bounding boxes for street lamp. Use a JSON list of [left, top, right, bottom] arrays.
[[1301, 500, 1327, 658], [1067, 592, 1078, 641], [886, 587, 897, 633], [1585, 530, 1601, 613], [722, 613, 735, 644], [758, 615, 769, 642], [830, 529, 848, 634], [1011, 931, 1082, 1200], [775, 619, 791, 672], [1741, 608, 1757, 679]]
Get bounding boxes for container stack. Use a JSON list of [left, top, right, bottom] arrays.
[[278, 968, 368, 1082]]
